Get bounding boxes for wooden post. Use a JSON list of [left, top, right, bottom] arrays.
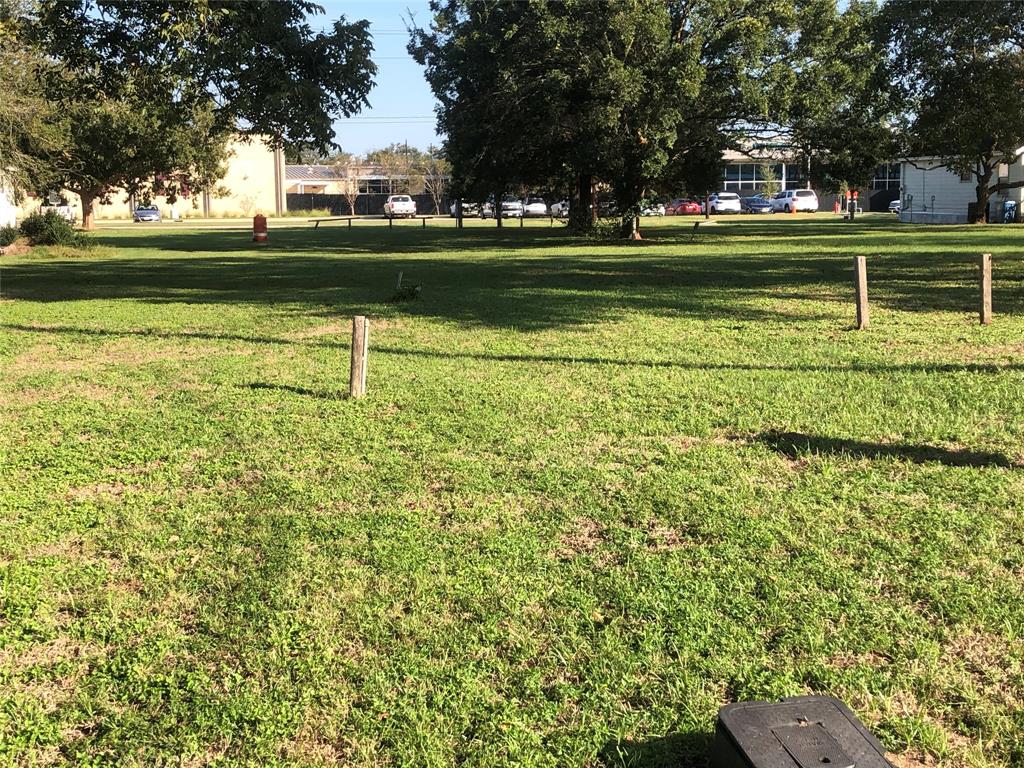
[[519, 214, 523, 228], [349, 316, 369, 398], [348, 218, 352, 229], [388, 216, 393, 229], [979, 252, 992, 325], [422, 216, 426, 229], [854, 255, 869, 330], [396, 271, 403, 290]]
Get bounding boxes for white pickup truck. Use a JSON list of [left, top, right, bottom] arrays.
[[384, 195, 417, 218]]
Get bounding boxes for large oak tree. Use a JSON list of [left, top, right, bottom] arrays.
[[882, 0, 1024, 222], [18, 0, 377, 227], [410, 0, 796, 237]]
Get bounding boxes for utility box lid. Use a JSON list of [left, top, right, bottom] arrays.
[[713, 696, 891, 768]]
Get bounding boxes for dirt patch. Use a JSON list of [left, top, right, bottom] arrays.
[[65, 481, 139, 503], [645, 521, 689, 552], [0, 635, 104, 671], [0, 240, 31, 258], [828, 650, 888, 670], [9, 336, 205, 377], [288, 323, 345, 340], [886, 751, 934, 768], [556, 516, 617, 565]]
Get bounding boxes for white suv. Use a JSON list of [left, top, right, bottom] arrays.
[[770, 189, 818, 213], [384, 195, 417, 218], [704, 192, 742, 214]]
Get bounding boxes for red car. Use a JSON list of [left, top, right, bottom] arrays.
[[667, 198, 701, 215]]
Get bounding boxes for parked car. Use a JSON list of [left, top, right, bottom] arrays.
[[133, 205, 162, 223], [596, 200, 618, 218], [641, 202, 666, 216], [667, 198, 701, 215], [741, 195, 773, 214], [704, 192, 742, 214], [522, 197, 548, 217], [384, 195, 417, 218], [481, 195, 524, 218], [769, 189, 818, 213], [888, 199, 901, 214], [550, 199, 570, 218], [41, 194, 77, 223], [449, 200, 480, 217]]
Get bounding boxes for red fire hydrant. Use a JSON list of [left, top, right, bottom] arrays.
[[252, 214, 268, 244]]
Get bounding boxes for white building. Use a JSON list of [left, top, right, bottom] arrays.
[[899, 151, 1024, 223], [0, 184, 17, 228]]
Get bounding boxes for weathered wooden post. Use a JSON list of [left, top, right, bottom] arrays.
[[349, 315, 369, 398], [348, 218, 352, 230], [979, 252, 992, 325], [854, 255, 869, 330], [422, 216, 426, 229]]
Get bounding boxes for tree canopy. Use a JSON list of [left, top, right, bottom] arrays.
[[11, 0, 377, 226], [410, 0, 810, 235], [882, 0, 1024, 222]]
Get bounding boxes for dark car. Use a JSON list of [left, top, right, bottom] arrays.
[[741, 195, 773, 214]]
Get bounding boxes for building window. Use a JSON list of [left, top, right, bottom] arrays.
[[870, 163, 901, 190], [721, 162, 788, 191], [960, 169, 973, 183], [358, 179, 390, 194]]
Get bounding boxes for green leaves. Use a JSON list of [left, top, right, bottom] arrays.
[[11, 0, 378, 225]]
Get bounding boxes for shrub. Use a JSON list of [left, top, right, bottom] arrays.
[[0, 225, 18, 247], [19, 210, 84, 246]]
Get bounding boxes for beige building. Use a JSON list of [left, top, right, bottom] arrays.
[[17, 137, 286, 221]]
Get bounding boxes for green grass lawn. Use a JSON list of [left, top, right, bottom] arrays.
[[2, 215, 1023, 767]]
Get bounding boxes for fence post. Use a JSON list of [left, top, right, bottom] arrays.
[[388, 216, 393, 229], [347, 218, 352, 229], [854, 255, 869, 330], [350, 316, 369, 398], [979, 252, 992, 325], [422, 217, 426, 229]]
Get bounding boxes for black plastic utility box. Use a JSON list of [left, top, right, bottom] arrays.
[[712, 696, 892, 768]]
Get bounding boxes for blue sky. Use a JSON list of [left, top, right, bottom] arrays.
[[319, 1, 441, 156]]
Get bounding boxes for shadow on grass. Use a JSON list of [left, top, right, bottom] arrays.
[[242, 382, 348, 401], [3, 324, 1021, 376], [2, 250, 1019, 331], [600, 731, 712, 768], [754, 430, 1019, 468]]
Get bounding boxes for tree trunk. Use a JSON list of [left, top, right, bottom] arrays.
[[973, 166, 993, 224], [80, 192, 97, 230], [569, 173, 595, 232], [496, 191, 503, 229], [620, 215, 641, 239]]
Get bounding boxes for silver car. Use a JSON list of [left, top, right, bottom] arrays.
[[133, 205, 162, 223]]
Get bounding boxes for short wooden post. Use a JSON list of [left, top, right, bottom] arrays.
[[979, 253, 992, 324], [349, 316, 369, 398], [348, 218, 352, 229], [396, 271, 403, 290], [854, 255, 869, 330], [388, 216, 393, 229], [519, 215, 524, 228]]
